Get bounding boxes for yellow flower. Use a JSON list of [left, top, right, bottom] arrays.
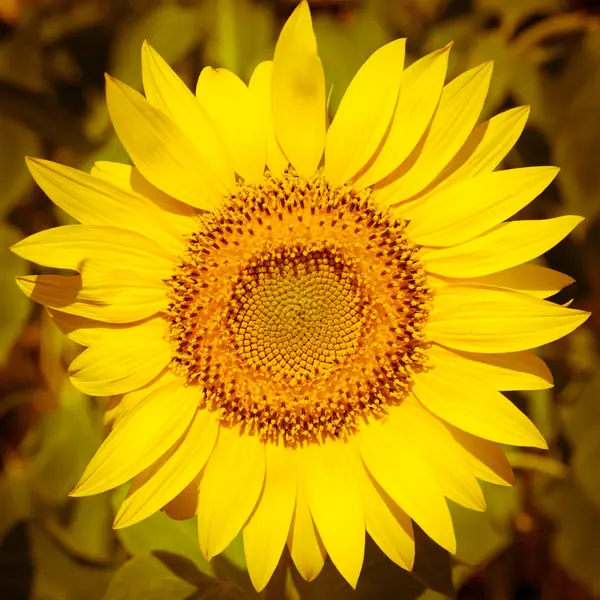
[[12, 0, 589, 591]]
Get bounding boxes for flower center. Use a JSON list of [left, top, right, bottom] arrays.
[[227, 243, 371, 385], [165, 171, 430, 445]]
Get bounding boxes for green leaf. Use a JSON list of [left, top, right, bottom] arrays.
[[0, 224, 31, 365], [103, 553, 243, 600], [29, 522, 113, 600], [103, 554, 197, 600], [27, 383, 102, 506], [111, 487, 213, 577]]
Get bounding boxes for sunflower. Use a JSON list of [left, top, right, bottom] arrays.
[[12, 0, 588, 591]]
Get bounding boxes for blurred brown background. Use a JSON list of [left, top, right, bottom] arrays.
[[1, 0, 600, 599]]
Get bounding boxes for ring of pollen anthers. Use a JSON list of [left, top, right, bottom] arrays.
[[165, 171, 431, 445]]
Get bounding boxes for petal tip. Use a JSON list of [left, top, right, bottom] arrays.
[[68, 483, 88, 498]]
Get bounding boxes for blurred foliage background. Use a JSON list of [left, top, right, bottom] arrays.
[[1, 0, 600, 598]]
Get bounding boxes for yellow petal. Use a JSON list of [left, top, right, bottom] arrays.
[[358, 44, 451, 188], [26, 158, 191, 255], [288, 463, 326, 582], [422, 216, 583, 278], [271, 0, 326, 178], [420, 105, 529, 196], [104, 370, 177, 429], [141, 41, 235, 192], [412, 361, 547, 448], [249, 61, 288, 178], [70, 380, 197, 496], [105, 75, 222, 210], [243, 443, 297, 592], [46, 309, 122, 347], [429, 285, 589, 353], [114, 409, 219, 528], [324, 39, 406, 187], [358, 417, 456, 553], [391, 401, 486, 511], [16, 273, 167, 324], [91, 160, 197, 222], [68, 318, 170, 396], [446, 424, 515, 486], [354, 444, 415, 570], [196, 67, 266, 183], [197, 427, 265, 560], [90, 161, 195, 256], [427, 344, 553, 391], [374, 61, 493, 205], [404, 167, 558, 247], [429, 263, 574, 299], [301, 440, 364, 588], [12, 225, 176, 277]]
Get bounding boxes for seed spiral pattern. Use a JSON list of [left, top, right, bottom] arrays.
[[165, 172, 431, 445], [227, 243, 370, 385]]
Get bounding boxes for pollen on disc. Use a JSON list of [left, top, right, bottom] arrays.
[[165, 171, 431, 445]]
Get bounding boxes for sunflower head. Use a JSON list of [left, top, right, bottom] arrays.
[[165, 171, 431, 446], [12, 0, 589, 592]]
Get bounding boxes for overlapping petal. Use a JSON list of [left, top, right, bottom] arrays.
[[302, 440, 365, 587], [374, 61, 493, 205], [429, 285, 589, 353], [67, 317, 171, 396], [106, 75, 223, 210], [404, 167, 558, 247], [271, 0, 326, 178], [70, 381, 198, 496], [115, 409, 219, 528], [249, 61, 288, 177], [197, 426, 265, 560], [288, 469, 326, 581], [16, 273, 167, 323], [243, 444, 297, 592], [12, 225, 176, 276], [423, 216, 583, 277], [447, 425, 515, 487], [142, 41, 235, 191], [412, 359, 547, 448], [26, 158, 192, 254], [358, 44, 451, 188], [426, 344, 553, 391], [429, 263, 574, 299], [355, 454, 415, 570], [358, 416, 456, 553], [197, 67, 266, 182], [324, 39, 406, 187]]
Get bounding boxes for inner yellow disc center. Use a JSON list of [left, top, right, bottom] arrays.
[[227, 243, 370, 385]]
